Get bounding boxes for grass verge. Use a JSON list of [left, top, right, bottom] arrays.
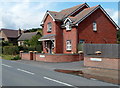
[[0, 54, 20, 60]]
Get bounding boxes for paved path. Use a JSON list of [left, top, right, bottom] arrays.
[[1, 59, 118, 87]]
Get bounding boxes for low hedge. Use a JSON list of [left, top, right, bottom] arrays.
[[11, 55, 21, 60], [3, 45, 42, 55], [3, 46, 19, 55]]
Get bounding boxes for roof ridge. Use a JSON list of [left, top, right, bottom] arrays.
[[48, 11, 58, 13], [60, 3, 85, 12], [1, 28, 18, 31]]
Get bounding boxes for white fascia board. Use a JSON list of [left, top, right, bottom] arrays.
[[41, 11, 55, 24], [47, 12, 55, 21], [64, 18, 72, 24], [38, 38, 55, 41], [99, 6, 120, 30], [76, 5, 119, 30], [76, 6, 100, 26]]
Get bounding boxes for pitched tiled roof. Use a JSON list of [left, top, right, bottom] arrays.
[[70, 5, 99, 24], [59, 3, 86, 18], [0, 29, 19, 38], [45, 3, 88, 21], [18, 32, 38, 41], [43, 3, 119, 29]]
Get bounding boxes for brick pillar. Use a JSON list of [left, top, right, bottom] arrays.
[[33, 51, 38, 61], [78, 51, 84, 60], [29, 51, 33, 60], [19, 51, 23, 59]]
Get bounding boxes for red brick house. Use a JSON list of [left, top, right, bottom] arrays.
[[39, 3, 119, 54]]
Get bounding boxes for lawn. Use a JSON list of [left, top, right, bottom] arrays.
[[1, 54, 18, 60]]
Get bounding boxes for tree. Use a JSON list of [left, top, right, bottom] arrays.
[[29, 35, 41, 46]]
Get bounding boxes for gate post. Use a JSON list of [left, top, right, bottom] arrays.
[[33, 51, 38, 61], [29, 51, 33, 60], [19, 51, 23, 59]]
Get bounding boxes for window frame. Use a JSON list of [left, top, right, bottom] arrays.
[[66, 40, 72, 51], [47, 22, 52, 32], [65, 21, 71, 31], [93, 21, 97, 31]]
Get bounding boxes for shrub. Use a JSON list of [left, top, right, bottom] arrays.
[[18, 45, 42, 53], [11, 55, 21, 60], [3, 46, 19, 55]]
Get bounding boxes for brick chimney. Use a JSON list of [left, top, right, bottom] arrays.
[[18, 28, 22, 36]]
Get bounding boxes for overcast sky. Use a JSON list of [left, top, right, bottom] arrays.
[[0, 1, 119, 30]]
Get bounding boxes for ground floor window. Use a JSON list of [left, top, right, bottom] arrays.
[[66, 40, 72, 51], [79, 39, 85, 44]]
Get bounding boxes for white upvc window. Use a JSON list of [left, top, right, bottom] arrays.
[[66, 40, 72, 51], [65, 21, 71, 31], [93, 21, 97, 31], [47, 22, 52, 32]]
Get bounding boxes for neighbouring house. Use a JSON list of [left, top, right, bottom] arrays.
[[18, 32, 41, 46], [0, 28, 22, 45], [38, 3, 119, 54]]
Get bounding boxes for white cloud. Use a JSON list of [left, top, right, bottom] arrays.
[[1, 2, 53, 29], [105, 8, 118, 24]]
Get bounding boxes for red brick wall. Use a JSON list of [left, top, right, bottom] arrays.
[[20, 52, 84, 62], [43, 15, 63, 53], [35, 54, 83, 62], [43, 15, 56, 53], [43, 15, 56, 35], [55, 21, 63, 53], [21, 53, 31, 60], [63, 27, 78, 54], [78, 8, 117, 44], [84, 57, 120, 70]]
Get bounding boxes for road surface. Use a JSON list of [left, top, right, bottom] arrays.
[[1, 59, 119, 87]]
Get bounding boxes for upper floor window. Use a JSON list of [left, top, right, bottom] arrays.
[[47, 22, 52, 32], [65, 21, 71, 31], [66, 40, 72, 51], [93, 21, 97, 31]]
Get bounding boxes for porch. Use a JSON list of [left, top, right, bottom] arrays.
[[38, 34, 55, 54]]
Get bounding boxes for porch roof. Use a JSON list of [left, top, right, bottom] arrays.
[[38, 34, 55, 41]]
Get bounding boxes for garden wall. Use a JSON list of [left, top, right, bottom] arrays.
[[20, 52, 84, 62], [84, 57, 120, 70]]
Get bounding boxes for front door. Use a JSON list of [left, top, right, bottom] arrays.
[[47, 41, 52, 54]]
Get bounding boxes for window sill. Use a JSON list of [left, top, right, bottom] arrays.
[[66, 49, 72, 52], [47, 31, 52, 33]]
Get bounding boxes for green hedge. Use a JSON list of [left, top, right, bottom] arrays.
[[3, 46, 19, 55], [3, 45, 42, 55], [18, 45, 42, 53]]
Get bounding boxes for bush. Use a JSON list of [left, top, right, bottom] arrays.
[[3, 46, 19, 55], [18, 45, 42, 53], [11, 55, 21, 60]]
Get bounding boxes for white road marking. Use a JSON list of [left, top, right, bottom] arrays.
[[17, 68, 35, 75], [44, 76, 74, 87], [2, 64, 12, 68]]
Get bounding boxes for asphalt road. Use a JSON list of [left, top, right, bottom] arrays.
[[1, 59, 119, 87]]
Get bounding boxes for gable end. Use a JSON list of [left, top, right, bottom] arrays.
[[76, 5, 119, 30]]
